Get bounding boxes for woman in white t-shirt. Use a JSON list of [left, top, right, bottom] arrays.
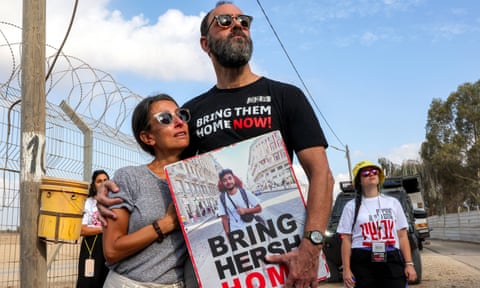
[[77, 170, 109, 288], [337, 161, 417, 288]]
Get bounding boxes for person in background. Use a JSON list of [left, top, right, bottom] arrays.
[[337, 160, 417, 288], [98, 2, 334, 287], [102, 94, 197, 288], [76, 170, 109, 288]]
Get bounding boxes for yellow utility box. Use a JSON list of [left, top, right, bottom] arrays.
[[38, 177, 89, 243]]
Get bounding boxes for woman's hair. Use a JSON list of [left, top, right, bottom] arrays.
[[89, 169, 109, 197], [200, 1, 233, 36], [351, 173, 363, 231], [131, 93, 179, 156]]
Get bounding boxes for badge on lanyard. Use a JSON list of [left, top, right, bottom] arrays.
[[371, 241, 387, 262], [84, 258, 95, 277]]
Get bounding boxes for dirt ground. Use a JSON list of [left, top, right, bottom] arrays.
[[319, 244, 480, 288], [2, 232, 480, 287], [0, 232, 80, 287]]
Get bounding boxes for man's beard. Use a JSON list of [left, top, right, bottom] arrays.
[[208, 30, 253, 68], [225, 184, 235, 191]]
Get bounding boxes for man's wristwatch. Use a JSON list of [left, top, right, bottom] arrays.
[[303, 230, 324, 245]]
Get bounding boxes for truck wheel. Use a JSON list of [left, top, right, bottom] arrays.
[[326, 258, 342, 283]]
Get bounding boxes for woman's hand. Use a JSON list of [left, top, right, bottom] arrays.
[[342, 269, 356, 288], [405, 264, 417, 283]]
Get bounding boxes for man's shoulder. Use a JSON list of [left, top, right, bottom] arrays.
[[182, 86, 216, 108], [261, 77, 301, 90]]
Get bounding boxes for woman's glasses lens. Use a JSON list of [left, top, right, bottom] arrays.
[[361, 169, 379, 177], [176, 109, 191, 122], [154, 109, 190, 125]]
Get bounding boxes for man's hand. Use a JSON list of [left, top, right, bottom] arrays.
[[96, 180, 122, 226], [265, 239, 321, 288]]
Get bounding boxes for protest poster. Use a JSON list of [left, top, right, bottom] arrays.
[[165, 130, 330, 288]]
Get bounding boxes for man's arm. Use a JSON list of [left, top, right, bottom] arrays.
[[298, 146, 333, 237], [96, 180, 123, 226], [265, 146, 333, 287], [220, 215, 230, 235], [237, 204, 262, 216]]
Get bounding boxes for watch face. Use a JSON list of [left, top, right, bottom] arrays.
[[311, 231, 323, 243]]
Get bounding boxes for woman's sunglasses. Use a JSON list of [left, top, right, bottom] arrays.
[[207, 14, 253, 33], [153, 108, 191, 126], [360, 168, 380, 177]]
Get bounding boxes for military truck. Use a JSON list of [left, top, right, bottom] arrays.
[[322, 177, 423, 284], [401, 175, 430, 249]]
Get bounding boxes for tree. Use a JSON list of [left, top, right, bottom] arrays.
[[420, 80, 480, 213]]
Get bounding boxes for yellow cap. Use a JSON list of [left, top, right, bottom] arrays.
[[352, 160, 385, 186]]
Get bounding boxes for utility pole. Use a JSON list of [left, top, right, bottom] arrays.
[[345, 145, 353, 182], [20, 0, 47, 287], [330, 144, 354, 182]]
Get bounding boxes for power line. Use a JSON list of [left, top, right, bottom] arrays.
[[255, 0, 345, 148]]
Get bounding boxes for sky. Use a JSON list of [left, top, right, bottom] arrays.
[[1, 0, 479, 195]]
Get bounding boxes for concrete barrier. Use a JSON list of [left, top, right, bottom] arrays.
[[428, 209, 480, 243]]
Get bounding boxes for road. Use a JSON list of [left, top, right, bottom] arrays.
[[319, 239, 480, 287], [184, 188, 311, 287]]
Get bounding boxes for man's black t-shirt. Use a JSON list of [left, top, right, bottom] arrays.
[[182, 77, 328, 159]]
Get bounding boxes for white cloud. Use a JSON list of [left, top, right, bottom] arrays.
[[333, 172, 350, 200], [292, 163, 352, 202], [292, 163, 307, 186], [432, 23, 469, 41], [360, 31, 379, 46], [383, 142, 421, 164], [349, 142, 421, 171], [1, 0, 215, 83]]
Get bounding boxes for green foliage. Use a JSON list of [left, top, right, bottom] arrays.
[[420, 80, 480, 213]]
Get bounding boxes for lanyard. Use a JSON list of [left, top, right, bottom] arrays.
[[84, 234, 98, 258], [363, 195, 382, 239]]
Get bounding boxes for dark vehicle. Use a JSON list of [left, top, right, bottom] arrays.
[[381, 177, 422, 284], [322, 181, 356, 282], [322, 178, 423, 284]]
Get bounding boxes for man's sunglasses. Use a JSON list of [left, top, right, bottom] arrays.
[[207, 14, 253, 33], [360, 168, 380, 177], [153, 108, 191, 126]]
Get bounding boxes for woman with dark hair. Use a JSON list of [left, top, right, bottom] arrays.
[[102, 94, 197, 288], [77, 169, 110, 288], [337, 160, 417, 288]]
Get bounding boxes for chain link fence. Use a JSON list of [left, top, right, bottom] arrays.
[[1, 21, 151, 287]]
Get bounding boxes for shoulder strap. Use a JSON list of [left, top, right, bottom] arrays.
[[225, 192, 238, 209], [220, 192, 227, 210], [239, 188, 250, 208], [223, 188, 250, 208]]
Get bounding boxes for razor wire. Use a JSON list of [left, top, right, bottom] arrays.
[[0, 20, 150, 287], [1, 21, 143, 137]]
